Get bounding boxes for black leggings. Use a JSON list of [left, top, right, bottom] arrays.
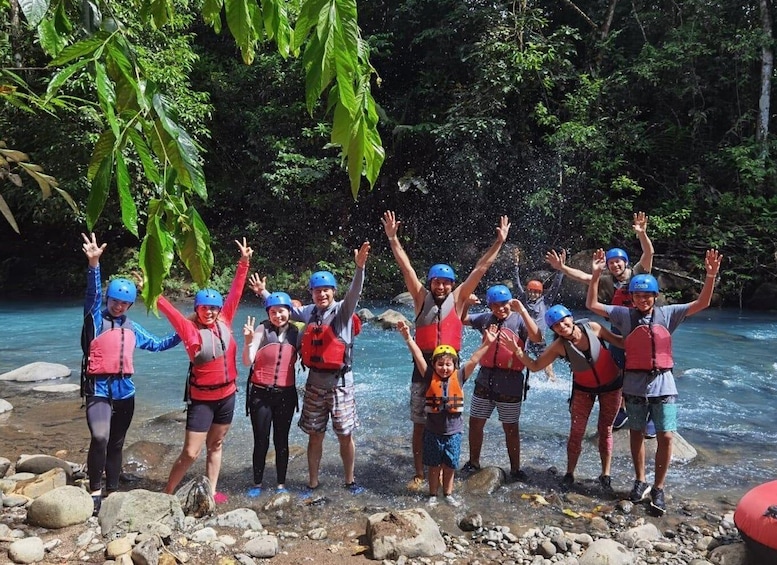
[[248, 386, 297, 485], [86, 396, 134, 492]]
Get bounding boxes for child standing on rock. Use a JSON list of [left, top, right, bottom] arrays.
[[397, 320, 496, 507]]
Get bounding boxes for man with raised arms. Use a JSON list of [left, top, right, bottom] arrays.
[[381, 211, 511, 488]]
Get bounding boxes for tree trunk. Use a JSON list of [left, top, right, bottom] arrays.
[[757, 0, 773, 157]]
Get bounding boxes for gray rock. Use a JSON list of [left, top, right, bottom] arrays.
[[3, 494, 30, 508], [0, 399, 12, 414], [367, 508, 446, 560], [7, 536, 45, 564], [459, 512, 483, 532], [0, 362, 71, 382], [243, 535, 279, 558], [391, 292, 413, 306], [26, 485, 92, 528], [0, 457, 10, 478], [707, 542, 750, 565], [191, 527, 218, 543], [538, 540, 557, 558], [357, 308, 375, 322], [209, 508, 262, 531], [15, 454, 73, 482], [578, 538, 633, 565], [610, 429, 697, 462], [98, 489, 185, 539], [308, 527, 327, 540], [131, 537, 159, 565], [616, 522, 661, 548], [464, 466, 505, 495], [374, 309, 412, 330]]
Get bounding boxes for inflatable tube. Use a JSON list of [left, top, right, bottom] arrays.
[[734, 480, 777, 562]]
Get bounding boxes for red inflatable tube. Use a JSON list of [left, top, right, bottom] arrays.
[[734, 480, 777, 562]]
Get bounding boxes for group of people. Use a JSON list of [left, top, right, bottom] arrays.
[[79, 207, 723, 517]]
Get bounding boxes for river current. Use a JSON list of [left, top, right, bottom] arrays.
[[1, 299, 775, 512]]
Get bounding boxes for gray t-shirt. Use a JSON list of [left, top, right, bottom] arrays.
[[605, 303, 690, 397]]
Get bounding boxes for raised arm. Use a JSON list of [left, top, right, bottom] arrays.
[[242, 315, 258, 366], [455, 215, 511, 307], [461, 325, 497, 380], [510, 298, 542, 343], [586, 249, 609, 317], [382, 211, 425, 307], [398, 320, 427, 375], [512, 248, 527, 300], [686, 249, 723, 317], [339, 242, 370, 321], [504, 334, 563, 373], [633, 212, 654, 272], [460, 293, 481, 326], [82, 232, 106, 318], [546, 248, 591, 285], [545, 269, 565, 304]]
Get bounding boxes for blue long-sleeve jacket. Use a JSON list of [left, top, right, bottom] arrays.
[[82, 265, 180, 400]]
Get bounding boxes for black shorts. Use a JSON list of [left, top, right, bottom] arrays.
[[186, 393, 236, 432]]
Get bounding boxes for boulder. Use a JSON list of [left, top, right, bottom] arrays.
[[15, 454, 73, 482], [11, 467, 67, 499], [26, 485, 93, 528], [243, 535, 279, 558], [391, 292, 413, 306], [31, 383, 80, 393], [374, 309, 412, 330], [99, 489, 185, 539], [0, 362, 71, 382], [367, 508, 446, 560], [357, 308, 375, 322], [609, 430, 697, 462], [578, 538, 634, 565], [616, 523, 662, 548], [463, 466, 505, 496], [207, 508, 262, 531], [0, 399, 13, 414], [7, 536, 45, 564]]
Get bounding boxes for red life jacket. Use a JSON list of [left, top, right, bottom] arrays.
[[561, 321, 620, 391], [624, 308, 674, 372], [87, 325, 136, 376], [188, 320, 237, 401], [249, 321, 299, 388], [300, 308, 350, 371], [611, 286, 633, 307], [424, 369, 465, 414], [480, 324, 526, 372], [414, 293, 463, 353]]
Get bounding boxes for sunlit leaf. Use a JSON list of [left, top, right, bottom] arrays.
[[46, 59, 89, 99], [19, 0, 49, 27], [126, 127, 161, 185], [116, 153, 138, 237], [87, 130, 116, 182], [49, 35, 105, 66], [0, 193, 20, 234], [37, 18, 66, 57], [202, 0, 224, 33], [140, 210, 175, 310], [177, 206, 213, 285], [225, 0, 256, 64], [86, 155, 113, 230]]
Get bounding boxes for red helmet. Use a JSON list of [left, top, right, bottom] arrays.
[[527, 280, 543, 292]]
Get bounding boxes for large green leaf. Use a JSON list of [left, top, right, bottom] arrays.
[[202, 0, 224, 33], [19, 0, 49, 27], [177, 206, 213, 286], [45, 59, 89, 99], [115, 153, 138, 237], [94, 61, 120, 138], [86, 155, 114, 230], [126, 127, 161, 185], [48, 35, 105, 67], [293, 0, 327, 53], [225, 0, 256, 64], [139, 210, 175, 310], [37, 18, 66, 57], [261, 0, 291, 58], [87, 130, 116, 182]]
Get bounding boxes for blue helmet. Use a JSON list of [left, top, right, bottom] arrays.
[[629, 274, 659, 294], [194, 288, 223, 309], [265, 291, 292, 312], [106, 278, 136, 304], [545, 304, 573, 328], [486, 285, 512, 305], [605, 247, 629, 264], [427, 263, 456, 283], [309, 271, 337, 290]]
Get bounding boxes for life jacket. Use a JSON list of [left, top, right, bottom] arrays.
[[611, 284, 633, 307], [185, 320, 235, 401], [624, 308, 674, 372], [414, 293, 463, 353], [561, 320, 621, 391], [249, 321, 300, 388], [479, 316, 526, 372], [80, 313, 135, 398], [424, 369, 465, 414], [300, 308, 351, 372]]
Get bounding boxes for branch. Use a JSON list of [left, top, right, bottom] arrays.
[[558, 0, 598, 32]]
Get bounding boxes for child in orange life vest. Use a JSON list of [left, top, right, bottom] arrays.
[[505, 305, 625, 493], [397, 320, 497, 507]]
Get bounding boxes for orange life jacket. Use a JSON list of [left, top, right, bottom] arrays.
[[249, 321, 300, 388], [300, 309, 350, 372], [424, 370, 465, 414]]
